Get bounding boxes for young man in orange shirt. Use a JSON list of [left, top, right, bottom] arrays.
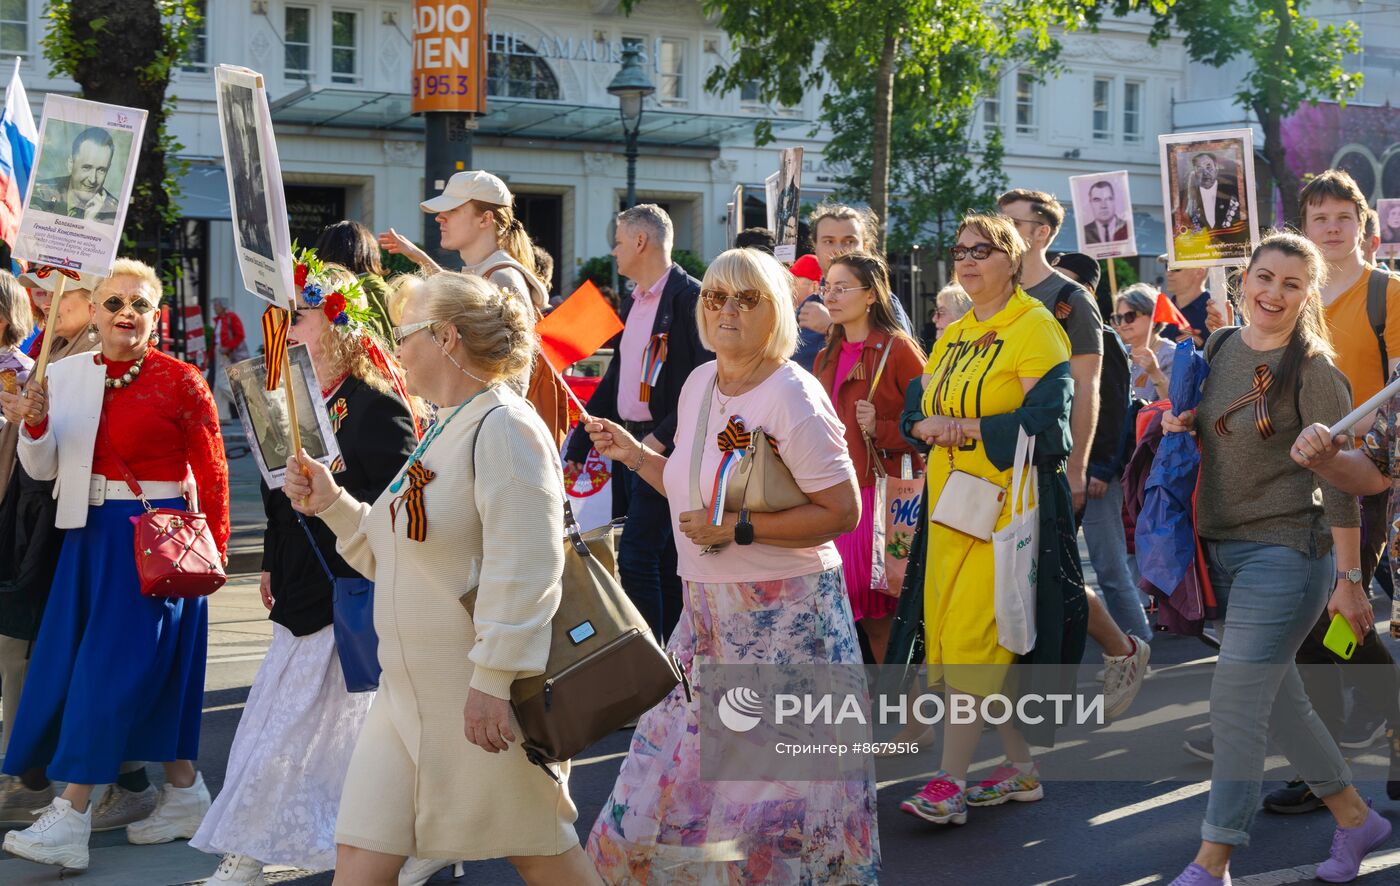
[[1264, 170, 1400, 814]]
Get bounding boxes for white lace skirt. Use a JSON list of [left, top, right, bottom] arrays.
[[191, 623, 373, 871]]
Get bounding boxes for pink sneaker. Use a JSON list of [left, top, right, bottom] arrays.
[[967, 762, 1044, 807], [899, 771, 967, 825]]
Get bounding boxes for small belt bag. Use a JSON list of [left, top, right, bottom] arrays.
[[98, 422, 226, 599], [929, 446, 1007, 542]]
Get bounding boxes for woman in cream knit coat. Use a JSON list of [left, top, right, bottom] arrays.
[[285, 271, 602, 886]]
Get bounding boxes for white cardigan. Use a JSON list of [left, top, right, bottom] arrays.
[[16, 351, 107, 529]]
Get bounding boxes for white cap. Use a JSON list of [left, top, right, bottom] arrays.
[[420, 170, 512, 213]]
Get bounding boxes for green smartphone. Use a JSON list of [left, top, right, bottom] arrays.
[[1322, 613, 1358, 661]]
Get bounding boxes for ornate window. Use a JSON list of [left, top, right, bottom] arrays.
[[487, 40, 561, 101]]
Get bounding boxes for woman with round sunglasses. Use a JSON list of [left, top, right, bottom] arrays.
[[582, 248, 877, 883], [812, 252, 925, 664], [190, 263, 419, 886], [899, 214, 1082, 826], [1111, 283, 1177, 402], [0, 260, 229, 872]]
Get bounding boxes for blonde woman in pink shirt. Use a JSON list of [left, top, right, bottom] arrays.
[[582, 248, 878, 884]]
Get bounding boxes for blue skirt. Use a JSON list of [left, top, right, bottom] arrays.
[[1, 498, 207, 784]]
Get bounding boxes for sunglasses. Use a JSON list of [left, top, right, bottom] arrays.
[[1109, 310, 1142, 326], [391, 319, 437, 346], [100, 295, 157, 315], [949, 243, 1006, 262], [700, 289, 763, 312]]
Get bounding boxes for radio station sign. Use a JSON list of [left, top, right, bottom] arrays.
[[412, 0, 487, 114]]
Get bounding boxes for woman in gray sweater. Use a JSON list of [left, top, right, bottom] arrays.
[[1161, 233, 1389, 886]]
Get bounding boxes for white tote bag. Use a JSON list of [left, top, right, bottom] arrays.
[[993, 427, 1039, 655]]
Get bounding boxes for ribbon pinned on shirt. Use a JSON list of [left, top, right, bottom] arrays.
[[708, 415, 750, 526], [1214, 364, 1275, 439], [390, 461, 436, 541], [639, 332, 668, 403]]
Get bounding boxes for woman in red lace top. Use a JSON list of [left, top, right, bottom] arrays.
[[0, 258, 227, 872]]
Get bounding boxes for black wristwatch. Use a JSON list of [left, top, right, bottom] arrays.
[[734, 509, 755, 546]]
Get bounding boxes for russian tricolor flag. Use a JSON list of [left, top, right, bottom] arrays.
[[0, 58, 37, 256]]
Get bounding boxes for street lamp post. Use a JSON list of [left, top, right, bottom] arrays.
[[608, 46, 655, 210]]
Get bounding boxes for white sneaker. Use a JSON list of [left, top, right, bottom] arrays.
[[399, 855, 455, 886], [1, 796, 91, 870], [205, 852, 266, 885], [125, 772, 211, 845], [1102, 637, 1151, 721]]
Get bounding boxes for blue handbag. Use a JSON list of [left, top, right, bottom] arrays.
[[297, 514, 380, 693]]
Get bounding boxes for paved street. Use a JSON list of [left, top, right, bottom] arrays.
[[4, 429, 1400, 884]]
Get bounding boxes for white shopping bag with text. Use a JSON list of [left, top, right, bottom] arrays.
[[993, 427, 1038, 655]]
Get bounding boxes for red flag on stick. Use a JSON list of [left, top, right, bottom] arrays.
[[536, 281, 624, 372], [1153, 292, 1192, 332]]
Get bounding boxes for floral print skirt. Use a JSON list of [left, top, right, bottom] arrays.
[[586, 567, 880, 885]]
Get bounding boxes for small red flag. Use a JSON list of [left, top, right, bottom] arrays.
[[536, 281, 624, 372], [1152, 292, 1192, 332]]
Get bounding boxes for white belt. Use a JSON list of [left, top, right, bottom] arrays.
[[89, 477, 184, 506]]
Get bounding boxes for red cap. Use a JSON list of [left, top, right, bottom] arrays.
[[790, 254, 822, 282]]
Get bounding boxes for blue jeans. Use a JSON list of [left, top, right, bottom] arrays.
[[618, 470, 683, 642], [1082, 479, 1152, 643], [1201, 540, 1351, 847]]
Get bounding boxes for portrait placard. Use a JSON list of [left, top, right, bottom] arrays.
[[1070, 170, 1137, 260], [1378, 199, 1400, 261], [12, 95, 146, 276], [764, 171, 779, 235], [1159, 129, 1259, 268], [773, 147, 803, 264], [727, 183, 743, 248], [215, 65, 295, 305], [226, 345, 342, 489]]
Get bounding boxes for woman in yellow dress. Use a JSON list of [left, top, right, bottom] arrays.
[[899, 213, 1083, 826]]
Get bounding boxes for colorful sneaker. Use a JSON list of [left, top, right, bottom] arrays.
[[0, 773, 55, 827], [91, 782, 158, 832], [1, 796, 91, 871], [966, 762, 1044, 806], [125, 772, 211, 845], [1168, 862, 1231, 885], [899, 772, 967, 825], [1314, 803, 1392, 883]]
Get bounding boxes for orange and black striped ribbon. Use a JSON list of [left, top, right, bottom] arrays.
[[33, 265, 80, 281], [261, 305, 291, 392], [716, 415, 780, 456], [639, 333, 668, 403], [1214, 364, 1276, 439], [389, 461, 436, 541]]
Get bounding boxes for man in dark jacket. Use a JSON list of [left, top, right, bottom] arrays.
[[565, 204, 712, 639]]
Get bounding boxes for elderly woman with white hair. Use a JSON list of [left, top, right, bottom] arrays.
[[1111, 282, 1177, 402], [0, 259, 228, 872], [583, 248, 878, 883]]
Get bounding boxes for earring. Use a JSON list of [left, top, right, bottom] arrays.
[[86, 323, 98, 343]]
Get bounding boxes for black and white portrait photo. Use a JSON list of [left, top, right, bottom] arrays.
[[1159, 129, 1260, 267], [774, 147, 803, 263], [226, 345, 341, 489], [1070, 170, 1137, 260], [218, 78, 273, 260]]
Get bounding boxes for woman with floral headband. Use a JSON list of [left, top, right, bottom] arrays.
[[189, 255, 420, 886]]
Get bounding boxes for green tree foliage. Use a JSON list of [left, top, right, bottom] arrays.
[[1117, 0, 1362, 226], [696, 0, 1112, 248], [42, 1, 202, 270]]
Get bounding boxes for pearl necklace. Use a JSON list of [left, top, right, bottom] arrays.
[[104, 352, 147, 389]]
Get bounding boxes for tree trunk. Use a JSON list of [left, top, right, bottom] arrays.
[[67, 1, 172, 267], [1260, 0, 1298, 227], [869, 23, 898, 251]]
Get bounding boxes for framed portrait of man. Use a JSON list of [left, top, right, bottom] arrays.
[[773, 147, 803, 264], [1378, 199, 1400, 261], [1070, 170, 1137, 260], [12, 95, 146, 276], [215, 65, 295, 305], [226, 345, 342, 489], [1159, 129, 1259, 268]]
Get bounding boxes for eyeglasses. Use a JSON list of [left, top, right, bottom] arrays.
[[949, 243, 1006, 262], [391, 319, 436, 346], [700, 289, 763, 312], [1003, 215, 1047, 230], [932, 307, 947, 317], [100, 295, 157, 315], [1109, 310, 1142, 326], [823, 284, 871, 300]]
